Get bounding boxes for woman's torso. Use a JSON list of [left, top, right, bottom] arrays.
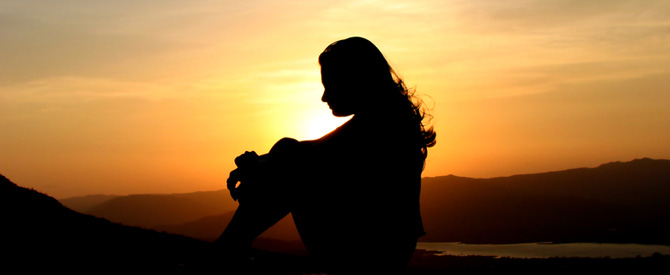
[[290, 114, 424, 258]]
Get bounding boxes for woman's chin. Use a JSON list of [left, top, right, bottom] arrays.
[[331, 109, 354, 117]]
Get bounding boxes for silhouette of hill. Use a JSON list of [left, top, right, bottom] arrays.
[[0, 174, 333, 273], [65, 189, 238, 229], [4, 158, 670, 272], [420, 158, 670, 244], [60, 186, 304, 246], [59, 194, 119, 213], [57, 158, 670, 246], [1, 174, 211, 272]]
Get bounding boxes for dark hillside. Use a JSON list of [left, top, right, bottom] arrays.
[[420, 158, 670, 244], [0, 174, 209, 272], [57, 158, 670, 246], [59, 194, 120, 213], [4, 157, 670, 273]]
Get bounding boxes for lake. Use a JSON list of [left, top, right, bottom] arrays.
[[416, 242, 670, 259]]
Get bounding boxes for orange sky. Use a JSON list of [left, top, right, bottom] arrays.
[[2, 0, 670, 198]]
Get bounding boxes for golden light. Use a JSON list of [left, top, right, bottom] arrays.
[[301, 111, 351, 140]]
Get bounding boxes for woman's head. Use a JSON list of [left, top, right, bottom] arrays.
[[318, 37, 436, 161], [319, 37, 397, 117]]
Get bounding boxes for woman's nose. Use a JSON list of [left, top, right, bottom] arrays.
[[321, 89, 329, 102]]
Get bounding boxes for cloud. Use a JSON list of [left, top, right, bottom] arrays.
[[0, 76, 184, 103], [0, 0, 279, 84], [455, 0, 669, 31]]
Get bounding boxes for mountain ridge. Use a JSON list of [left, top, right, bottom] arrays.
[[54, 157, 670, 245], [4, 159, 668, 272], [419, 158, 670, 244]]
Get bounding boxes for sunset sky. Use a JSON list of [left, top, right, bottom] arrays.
[[2, 0, 669, 198]]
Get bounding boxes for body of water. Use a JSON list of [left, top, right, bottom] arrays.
[[416, 242, 670, 259]]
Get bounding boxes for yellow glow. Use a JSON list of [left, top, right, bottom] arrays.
[[2, 0, 670, 198], [302, 112, 351, 140]]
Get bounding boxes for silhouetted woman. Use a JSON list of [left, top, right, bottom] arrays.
[[216, 37, 436, 274]]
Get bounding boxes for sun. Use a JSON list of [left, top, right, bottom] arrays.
[[302, 111, 351, 140]]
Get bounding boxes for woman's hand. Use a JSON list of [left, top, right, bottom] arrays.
[[227, 151, 260, 201], [226, 168, 242, 201], [226, 138, 299, 201], [234, 151, 260, 168]]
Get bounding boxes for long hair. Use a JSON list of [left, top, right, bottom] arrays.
[[319, 37, 436, 163]]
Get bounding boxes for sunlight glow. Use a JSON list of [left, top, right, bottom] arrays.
[[2, 0, 670, 198], [302, 112, 351, 140]]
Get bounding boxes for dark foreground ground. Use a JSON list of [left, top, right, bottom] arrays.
[[406, 249, 670, 274], [4, 170, 669, 274], [203, 248, 670, 274]]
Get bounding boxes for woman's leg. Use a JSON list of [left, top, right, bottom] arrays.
[[214, 200, 291, 252]]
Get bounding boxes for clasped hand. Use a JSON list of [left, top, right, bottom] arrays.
[[227, 151, 260, 201]]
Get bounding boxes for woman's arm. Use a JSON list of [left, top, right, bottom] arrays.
[[227, 138, 302, 201]]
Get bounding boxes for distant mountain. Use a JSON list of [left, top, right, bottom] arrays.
[[0, 174, 209, 272], [61, 189, 238, 229], [60, 186, 303, 244], [59, 194, 120, 213], [59, 184, 304, 249], [57, 158, 670, 245], [5, 157, 670, 272], [420, 158, 670, 244]]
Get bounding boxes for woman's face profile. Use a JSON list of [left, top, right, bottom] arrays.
[[320, 64, 360, 117]]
